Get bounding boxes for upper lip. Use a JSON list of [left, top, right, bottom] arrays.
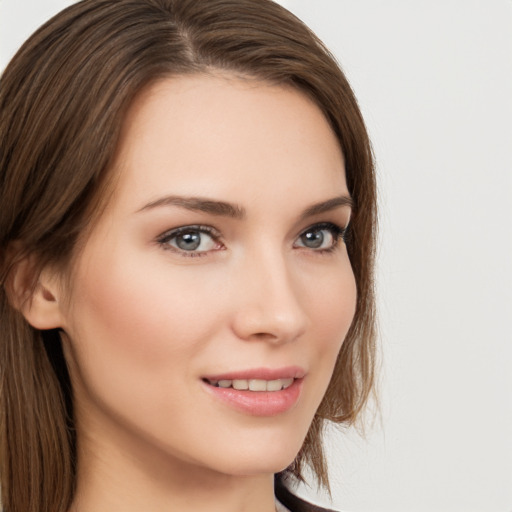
[[202, 366, 306, 382]]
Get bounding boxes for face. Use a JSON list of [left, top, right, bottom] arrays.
[[58, 74, 356, 480]]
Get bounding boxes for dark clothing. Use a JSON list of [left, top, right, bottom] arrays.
[[275, 477, 338, 512]]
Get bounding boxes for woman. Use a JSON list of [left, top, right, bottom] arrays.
[[0, 1, 377, 511]]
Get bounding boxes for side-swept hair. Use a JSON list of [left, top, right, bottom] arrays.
[[0, 1, 377, 511]]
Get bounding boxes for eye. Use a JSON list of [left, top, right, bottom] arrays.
[[294, 222, 347, 252], [157, 225, 223, 256]]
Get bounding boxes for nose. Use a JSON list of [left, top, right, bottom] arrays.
[[230, 250, 308, 344]]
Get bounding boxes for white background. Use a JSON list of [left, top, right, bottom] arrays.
[[1, 1, 511, 511]]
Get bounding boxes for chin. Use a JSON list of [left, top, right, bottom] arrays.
[[194, 429, 307, 477]]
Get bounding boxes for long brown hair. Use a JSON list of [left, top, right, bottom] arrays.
[[0, 1, 377, 511]]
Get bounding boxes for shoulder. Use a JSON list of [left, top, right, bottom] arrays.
[[274, 477, 339, 512]]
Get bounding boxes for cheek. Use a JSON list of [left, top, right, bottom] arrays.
[[68, 250, 220, 357], [62, 251, 229, 441], [303, 263, 357, 393], [306, 262, 357, 346], [62, 250, 230, 419]]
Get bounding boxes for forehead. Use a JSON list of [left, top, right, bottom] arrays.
[[109, 73, 346, 214]]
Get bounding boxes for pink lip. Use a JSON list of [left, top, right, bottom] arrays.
[[202, 366, 306, 381], [201, 366, 306, 417]]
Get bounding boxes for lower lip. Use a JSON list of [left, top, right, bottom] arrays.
[[202, 378, 303, 416]]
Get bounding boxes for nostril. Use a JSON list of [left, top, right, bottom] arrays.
[[251, 332, 278, 339]]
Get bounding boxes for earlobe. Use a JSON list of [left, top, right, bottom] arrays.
[[5, 255, 65, 330]]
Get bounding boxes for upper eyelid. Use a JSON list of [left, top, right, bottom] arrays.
[[157, 224, 221, 241], [297, 221, 348, 237], [157, 221, 346, 238], [297, 221, 346, 239]]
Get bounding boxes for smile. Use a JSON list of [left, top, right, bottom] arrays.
[[201, 367, 305, 416], [205, 378, 294, 392]]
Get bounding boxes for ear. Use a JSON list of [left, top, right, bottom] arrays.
[[5, 254, 65, 330]]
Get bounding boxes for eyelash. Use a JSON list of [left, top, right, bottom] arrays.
[[156, 222, 349, 258], [157, 225, 222, 258], [297, 222, 349, 254]]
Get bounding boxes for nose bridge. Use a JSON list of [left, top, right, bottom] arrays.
[[231, 243, 308, 343]]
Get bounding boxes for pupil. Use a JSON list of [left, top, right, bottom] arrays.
[[302, 230, 323, 248], [177, 231, 201, 250]]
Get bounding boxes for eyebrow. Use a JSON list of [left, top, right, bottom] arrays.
[[299, 195, 354, 220], [138, 195, 246, 219], [137, 194, 354, 220]]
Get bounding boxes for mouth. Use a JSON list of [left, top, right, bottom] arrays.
[[201, 367, 305, 416], [203, 377, 295, 392]]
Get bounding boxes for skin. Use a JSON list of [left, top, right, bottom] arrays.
[[37, 75, 357, 512]]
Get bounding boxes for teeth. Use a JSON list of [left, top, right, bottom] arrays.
[[266, 379, 283, 391], [232, 379, 249, 390], [208, 378, 295, 391], [281, 378, 294, 389], [249, 379, 267, 391]]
